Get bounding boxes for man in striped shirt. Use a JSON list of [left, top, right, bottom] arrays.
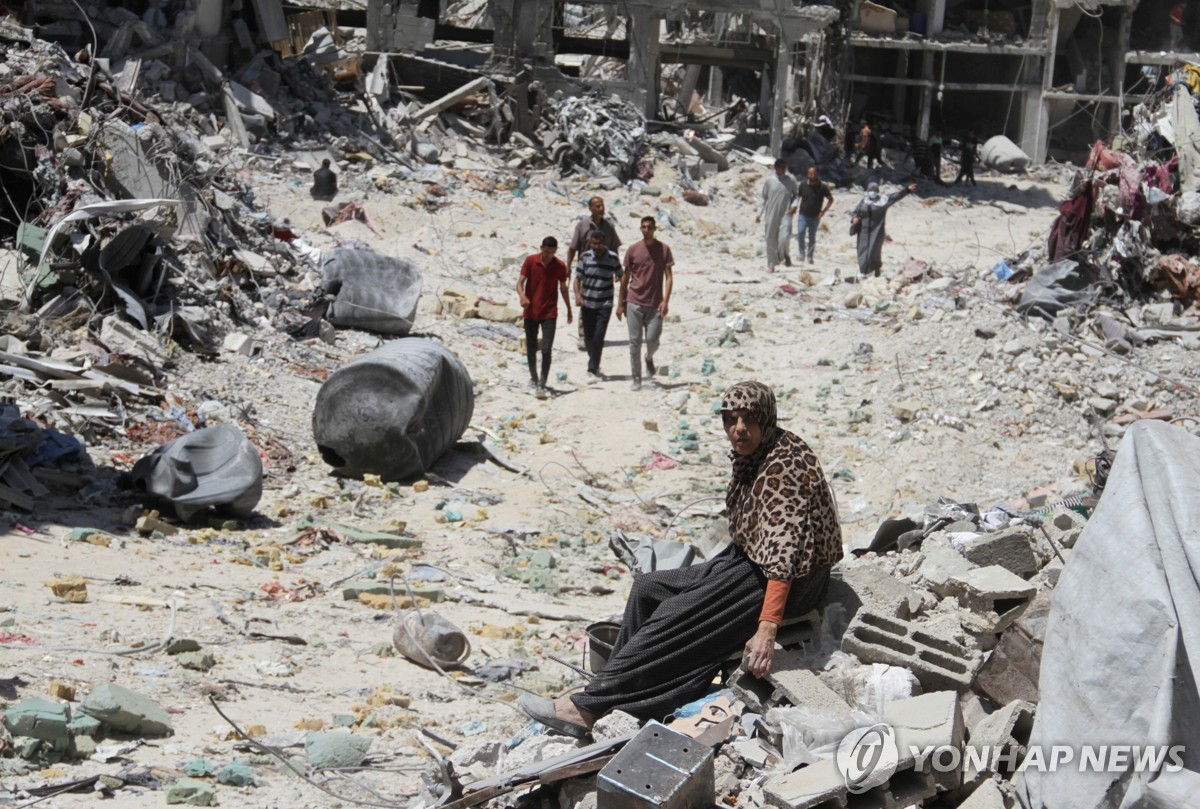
[[573, 230, 623, 379]]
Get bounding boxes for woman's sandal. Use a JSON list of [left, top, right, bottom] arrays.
[[517, 694, 591, 739]]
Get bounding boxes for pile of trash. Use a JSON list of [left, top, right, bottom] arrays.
[[1000, 73, 1200, 355]]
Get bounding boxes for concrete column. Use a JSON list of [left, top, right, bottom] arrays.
[[917, 51, 934, 139], [677, 64, 703, 117], [770, 33, 793, 155], [488, 0, 518, 69], [628, 9, 662, 120], [1023, 8, 1060, 164], [929, 0, 947, 35], [708, 66, 724, 122]]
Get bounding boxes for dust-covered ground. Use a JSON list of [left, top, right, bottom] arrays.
[[3, 152, 1194, 807]]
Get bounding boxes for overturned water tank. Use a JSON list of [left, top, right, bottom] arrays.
[[313, 338, 474, 481], [322, 249, 423, 335]]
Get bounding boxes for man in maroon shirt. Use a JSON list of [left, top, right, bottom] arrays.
[[617, 217, 674, 391], [518, 237, 573, 399]]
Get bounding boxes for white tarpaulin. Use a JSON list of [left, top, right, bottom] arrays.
[[1016, 420, 1200, 809]]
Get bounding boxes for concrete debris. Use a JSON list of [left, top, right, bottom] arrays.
[[842, 610, 983, 692], [305, 731, 372, 770], [78, 683, 174, 737]]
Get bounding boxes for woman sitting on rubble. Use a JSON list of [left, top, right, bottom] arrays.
[[519, 381, 843, 737]]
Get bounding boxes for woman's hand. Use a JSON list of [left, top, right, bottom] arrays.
[[743, 621, 778, 678]]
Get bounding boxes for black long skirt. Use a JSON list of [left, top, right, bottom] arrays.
[[571, 544, 831, 722]]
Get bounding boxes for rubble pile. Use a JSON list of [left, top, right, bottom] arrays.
[[1001, 76, 1200, 357]]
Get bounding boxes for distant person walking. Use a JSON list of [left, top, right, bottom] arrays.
[[954, 130, 978, 186], [850, 181, 917, 277], [574, 229, 623, 379], [618, 217, 674, 391], [757, 158, 797, 272], [518, 237, 573, 399], [930, 129, 944, 178], [567, 196, 621, 351], [796, 167, 834, 264]]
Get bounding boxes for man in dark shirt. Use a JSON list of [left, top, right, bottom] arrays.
[[955, 130, 979, 187], [795, 167, 834, 264], [567, 197, 621, 351], [573, 230, 623, 379]]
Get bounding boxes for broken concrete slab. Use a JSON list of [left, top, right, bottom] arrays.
[[946, 566, 1037, 634], [839, 562, 928, 620], [1044, 508, 1086, 549], [176, 651, 216, 671], [954, 527, 1039, 578], [78, 682, 174, 736], [914, 534, 979, 597], [305, 731, 372, 769], [842, 610, 982, 692], [962, 699, 1034, 787], [1, 698, 71, 744], [972, 590, 1051, 706], [216, 759, 255, 786], [729, 648, 853, 716], [412, 77, 492, 123], [166, 777, 217, 806]]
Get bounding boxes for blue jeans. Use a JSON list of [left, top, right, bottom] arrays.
[[797, 214, 820, 259]]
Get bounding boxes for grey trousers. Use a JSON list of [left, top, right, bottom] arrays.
[[626, 303, 662, 383]]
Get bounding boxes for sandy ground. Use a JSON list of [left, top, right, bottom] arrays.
[[2, 151, 1194, 807]]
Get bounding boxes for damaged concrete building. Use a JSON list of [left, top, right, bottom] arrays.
[[372, 0, 1200, 165]]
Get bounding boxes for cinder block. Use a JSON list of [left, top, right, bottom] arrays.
[[839, 564, 928, 620], [962, 700, 1034, 787], [972, 591, 1051, 706], [945, 566, 1037, 634], [1046, 509, 1086, 549], [841, 610, 982, 692], [957, 528, 1039, 578], [729, 649, 853, 716]]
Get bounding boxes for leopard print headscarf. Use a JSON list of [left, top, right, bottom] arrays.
[[722, 382, 843, 580]]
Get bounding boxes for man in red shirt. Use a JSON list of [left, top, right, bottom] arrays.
[[518, 236, 573, 399], [617, 217, 674, 391]]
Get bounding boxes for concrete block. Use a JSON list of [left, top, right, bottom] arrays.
[[842, 611, 982, 692], [176, 651, 216, 671], [223, 332, 257, 356], [763, 756, 847, 809], [591, 710, 641, 743], [914, 535, 979, 597], [1046, 509, 1085, 549], [597, 721, 713, 809], [839, 564, 928, 620], [164, 638, 202, 655], [166, 777, 218, 805], [79, 683, 174, 737], [71, 735, 97, 758], [956, 527, 1039, 578], [306, 731, 372, 769], [945, 566, 1037, 633], [66, 713, 101, 738], [886, 690, 964, 792], [1, 698, 71, 743], [729, 649, 853, 716], [217, 759, 255, 786], [972, 591, 1050, 706], [962, 700, 1034, 787]]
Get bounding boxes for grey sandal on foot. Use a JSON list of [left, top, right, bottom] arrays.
[[518, 694, 591, 739]]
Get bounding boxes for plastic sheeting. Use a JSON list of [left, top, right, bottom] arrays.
[[321, 249, 422, 335], [1016, 420, 1200, 809], [130, 425, 263, 521], [1015, 259, 1100, 319], [312, 338, 474, 481]]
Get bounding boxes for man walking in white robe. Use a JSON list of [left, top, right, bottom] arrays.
[[757, 159, 797, 272]]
